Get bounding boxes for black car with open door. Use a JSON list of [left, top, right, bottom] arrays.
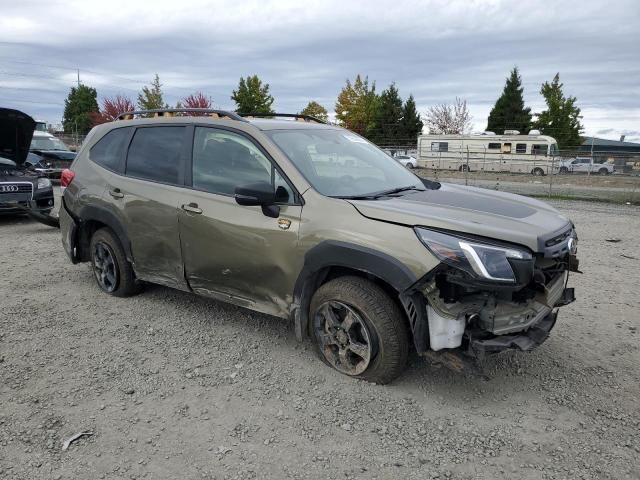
[[0, 108, 55, 216]]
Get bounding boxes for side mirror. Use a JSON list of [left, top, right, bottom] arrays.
[[234, 182, 280, 218]]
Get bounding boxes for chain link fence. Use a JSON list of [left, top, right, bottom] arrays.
[[410, 148, 640, 205]]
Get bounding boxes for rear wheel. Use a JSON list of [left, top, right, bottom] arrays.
[[405, 163, 414, 169], [559, 166, 569, 174], [90, 228, 140, 297], [459, 164, 470, 172], [310, 276, 409, 384], [532, 167, 545, 176]]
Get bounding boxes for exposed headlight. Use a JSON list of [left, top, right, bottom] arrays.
[[37, 177, 51, 189], [415, 228, 532, 283]]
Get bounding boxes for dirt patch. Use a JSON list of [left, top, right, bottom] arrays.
[[1, 201, 639, 479]]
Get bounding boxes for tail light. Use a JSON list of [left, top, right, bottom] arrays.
[[60, 169, 75, 188]]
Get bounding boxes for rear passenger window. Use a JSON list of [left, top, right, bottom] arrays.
[[90, 127, 131, 172], [126, 127, 185, 185], [516, 143, 527, 153]]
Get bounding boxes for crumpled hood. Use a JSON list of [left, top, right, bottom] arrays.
[[0, 108, 35, 165], [349, 183, 571, 252]]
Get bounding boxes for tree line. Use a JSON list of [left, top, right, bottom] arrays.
[[61, 73, 423, 145], [426, 67, 583, 149], [62, 68, 583, 149]]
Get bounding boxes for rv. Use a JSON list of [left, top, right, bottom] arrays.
[[417, 130, 559, 175]]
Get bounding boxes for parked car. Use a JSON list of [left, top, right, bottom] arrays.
[[59, 109, 579, 384], [394, 155, 418, 169], [0, 108, 55, 215], [29, 131, 76, 180], [558, 157, 614, 175]]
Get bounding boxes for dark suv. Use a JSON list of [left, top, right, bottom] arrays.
[[59, 109, 578, 384]]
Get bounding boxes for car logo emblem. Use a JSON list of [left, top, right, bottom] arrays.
[[278, 219, 291, 230]]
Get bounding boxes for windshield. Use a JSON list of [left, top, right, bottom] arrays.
[[267, 129, 424, 198], [550, 143, 559, 155], [30, 136, 69, 151]]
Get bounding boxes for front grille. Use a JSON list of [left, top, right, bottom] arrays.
[[0, 182, 34, 201], [545, 229, 571, 247], [539, 224, 575, 258]]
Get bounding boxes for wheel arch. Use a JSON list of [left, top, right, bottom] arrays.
[[75, 205, 132, 263], [292, 241, 428, 352]]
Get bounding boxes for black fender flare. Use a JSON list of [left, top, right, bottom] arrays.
[[75, 204, 133, 262], [292, 240, 425, 345]]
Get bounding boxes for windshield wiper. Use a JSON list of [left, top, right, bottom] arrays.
[[337, 185, 424, 200]]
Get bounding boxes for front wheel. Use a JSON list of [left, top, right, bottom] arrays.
[[459, 165, 470, 172], [598, 168, 609, 175], [310, 276, 409, 384], [405, 163, 414, 169], [559, 166, 569, 174]]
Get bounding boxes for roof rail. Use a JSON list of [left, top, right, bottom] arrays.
[[239, 113, 327, 124], [117, 108, 248, 122]]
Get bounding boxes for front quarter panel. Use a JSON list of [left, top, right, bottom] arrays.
[[298, 189, 440, 284]]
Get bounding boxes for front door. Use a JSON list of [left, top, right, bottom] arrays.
[[177, 126, 302, 318]]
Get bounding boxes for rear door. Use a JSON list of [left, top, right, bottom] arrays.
[[101, 125, 190, 290], [176, 126, 302, 317]]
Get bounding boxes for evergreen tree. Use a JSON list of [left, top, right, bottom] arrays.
[[399, 95, 423, 143], [231, 75, 274, 114], [63, 84, 99, 134], [486, 67, 532, 134], [335, 75, 379, 138], [137, 74, 168, 112], [533, 73, 583, 149], [300, 101, 328, 122], [372, 83, 403, 144]]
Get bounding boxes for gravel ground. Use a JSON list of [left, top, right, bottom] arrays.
[[1, 200, 639, 480]]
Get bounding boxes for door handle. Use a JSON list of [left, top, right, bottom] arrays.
[[109, 188, 124, 199], [181, 203, 202, 214]]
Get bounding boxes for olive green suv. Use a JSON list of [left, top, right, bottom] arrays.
[[59, 109, 578, 384]]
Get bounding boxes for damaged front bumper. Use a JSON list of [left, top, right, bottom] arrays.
[[412, 260, 577, 358]]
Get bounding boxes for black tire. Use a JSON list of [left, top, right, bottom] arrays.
[[309, 276, 409, 384], [89, 227, 140, 297], [598, 168, 609, 175], [532, 167, 545, 176], [559, 167, 569, 174], [459, 165, 470, 172], [405, 163, 414, 169]]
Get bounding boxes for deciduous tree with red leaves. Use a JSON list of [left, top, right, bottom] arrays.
[[181, 92, 213, 115], [92, 95, 136, 125]]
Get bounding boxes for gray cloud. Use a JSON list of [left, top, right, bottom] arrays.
[[0, 0, 638, 140]]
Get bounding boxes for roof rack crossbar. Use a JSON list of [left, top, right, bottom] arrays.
[[117, 108, 248, 122], [239, 113, 327, 124]]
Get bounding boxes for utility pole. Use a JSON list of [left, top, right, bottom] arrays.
[[77, 69, 80, 87]]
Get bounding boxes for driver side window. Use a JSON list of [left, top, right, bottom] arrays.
[[192, 127, 293, 203]]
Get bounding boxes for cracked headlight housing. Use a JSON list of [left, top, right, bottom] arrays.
[[415, 228, 532, 283], [37, 177, 51, 189]]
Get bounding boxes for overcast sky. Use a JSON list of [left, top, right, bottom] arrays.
[[1, 0, 639, 141]]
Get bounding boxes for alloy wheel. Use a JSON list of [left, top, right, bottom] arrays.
[[93, 242, 118, 292], [313, 301, 373, 376]]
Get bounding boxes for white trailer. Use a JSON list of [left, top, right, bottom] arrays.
[[417, 130, 559, 175]]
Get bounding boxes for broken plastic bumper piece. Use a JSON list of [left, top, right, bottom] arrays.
[[466, 310, 558, 354]]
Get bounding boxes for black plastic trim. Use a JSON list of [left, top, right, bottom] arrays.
[[292, 240, 418, 340]]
